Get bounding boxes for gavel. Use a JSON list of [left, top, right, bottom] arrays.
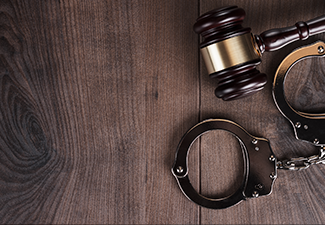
[[194, 6, 325, 101]]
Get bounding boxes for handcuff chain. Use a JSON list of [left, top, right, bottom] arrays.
[[277, 147, 325, 171]]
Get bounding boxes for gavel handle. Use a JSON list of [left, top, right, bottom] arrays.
[[255, 15, 325, 53]]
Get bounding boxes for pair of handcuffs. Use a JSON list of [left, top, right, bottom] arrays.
[[172, 41, 325, 209]]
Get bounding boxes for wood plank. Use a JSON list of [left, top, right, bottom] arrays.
[[199, 0, 325, 224], [2, 0, 325, 224], [0, 0, 200, 223]]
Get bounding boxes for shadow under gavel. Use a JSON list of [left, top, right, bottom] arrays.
[[194, 6, 325, 101]]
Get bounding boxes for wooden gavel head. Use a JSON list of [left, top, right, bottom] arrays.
[[194, 6, 325, 101]]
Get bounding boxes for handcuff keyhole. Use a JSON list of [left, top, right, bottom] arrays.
[[187, 130, 244, 199]]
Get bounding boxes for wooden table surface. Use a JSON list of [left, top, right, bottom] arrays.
[[1, 0, 325, 224]]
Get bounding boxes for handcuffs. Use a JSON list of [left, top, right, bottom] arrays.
[[172, 41, 325, 209]]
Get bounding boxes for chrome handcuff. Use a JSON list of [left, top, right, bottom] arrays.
[[172, 41, 325, 209]]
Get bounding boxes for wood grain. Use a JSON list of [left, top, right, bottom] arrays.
[[0, 0, 199, 224], [1, 0, 325, 224], [285, 57, 325, 113]]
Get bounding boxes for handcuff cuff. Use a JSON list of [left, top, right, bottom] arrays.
[[172, 41, 325, 209]]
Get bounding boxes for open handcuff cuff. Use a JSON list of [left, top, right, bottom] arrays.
[[172, 41, 325, 209]]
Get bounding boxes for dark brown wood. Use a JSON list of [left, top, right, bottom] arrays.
[[193, 6, 251, 47], [257, 15, 325, 53], [0, 0, 199, 224], [285, 57, 325, 113], [212, 60, 267, 101], [1, 0, 325, 224]]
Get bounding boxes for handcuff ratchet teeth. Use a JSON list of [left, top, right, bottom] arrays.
[[172, 41, 325, 209]]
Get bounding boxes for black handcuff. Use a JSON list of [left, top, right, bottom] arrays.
[[172, 41, 325, 209]]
